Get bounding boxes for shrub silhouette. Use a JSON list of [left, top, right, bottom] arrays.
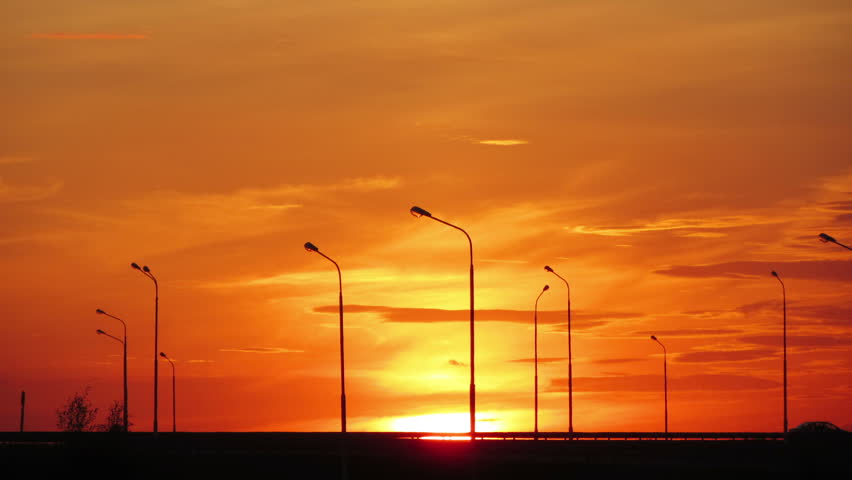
[[56, 387, 99, 432]]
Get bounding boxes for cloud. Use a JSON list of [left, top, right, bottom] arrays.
[[676, 348, 776, 363], [186, 359, 215, 364], [0, 156, 32, 165], [477, 139, 529, 146], [509, 357, 569, 364], [740, 335, 852, 349], [548, 374, 780, 392], [654, 260, 852, 282], [219, 347, 304, 354], [633, 328, 743, 338], [592, 357, 645, 365], [30, 33, 149, 40], [448, 359, 466, 367], [311, 304, 638, 328], [571, 215, 781, 237], [0, 178, 63, 203]]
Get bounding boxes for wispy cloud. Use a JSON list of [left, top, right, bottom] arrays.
[[654, 259, 852, 282], [0, 178, 63, 203], [549, 374, 780, 393], [676, 348, 776, 363], [633, 328, 743, 338], [30, 33, 149, 40], [0, 156, 32, 165], [571, 215, 781, 237], [510, 357, 569, 364], [219, 347, 304, 354], [448, 359, 466, 367], [312, 304, 638, 328], [477, 139, 529, 146]]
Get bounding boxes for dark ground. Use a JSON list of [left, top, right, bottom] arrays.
[[2, 432, 850, 479]]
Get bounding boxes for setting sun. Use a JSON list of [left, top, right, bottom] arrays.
[[389, 413, 504, 433]]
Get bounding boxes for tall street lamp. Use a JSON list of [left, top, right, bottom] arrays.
[[650, 335, 668, 434], [159, 352, 176, 433], [544, 265, 573, 433], [819, 233, 852, 251], [410, 206, 477, 438], [304, 241, 347, 433], [96, 328, 127, 431], [534, 285, 549, 436], [771, 270, 788, 433], [131, 262, 159, 433], [96, 309, 128, 431]]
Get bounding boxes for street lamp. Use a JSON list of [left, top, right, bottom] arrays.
[[410, 205, 477, 438], [544, 265, 573, 434], [95, 309, 128, 432], [650, 335, 668, 434], [771, 270, 788, 433], [304, 241, 347, 433], [819, 233, 852, 251], [159, 352, 176, 433], [131, 262, 159, 433], [534, 285, 549, 436]]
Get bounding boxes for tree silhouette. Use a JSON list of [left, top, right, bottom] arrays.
[[98, 400, 130, 432], [56, 387, 99, 432]]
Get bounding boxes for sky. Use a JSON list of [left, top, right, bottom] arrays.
[[1, 0, 851, 433]]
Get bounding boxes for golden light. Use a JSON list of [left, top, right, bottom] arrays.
[[389, 412, 504, 433]]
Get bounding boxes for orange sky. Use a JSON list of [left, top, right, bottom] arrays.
[[2, 0, 851, 433]]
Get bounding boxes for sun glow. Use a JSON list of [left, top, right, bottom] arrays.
[[389, 412, 504, 433]]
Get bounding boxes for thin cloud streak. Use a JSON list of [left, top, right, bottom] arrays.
[[655, 259, 852, 282], [311, 304, 639, 327], [220, 347, 304, 354], [30, 33, 149, 40], [478, 139, 529, 146]]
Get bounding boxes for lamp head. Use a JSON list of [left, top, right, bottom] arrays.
[[650, 335, 657, 341], [131, 262, 141, 270], [771, 270, 779, 277], [142, 265, 150, 273], [304, 242, 319, 253], [542, 285, 550, 292], [410, 206, 431, 218], [544, 265, 554, 273], [96, 329, 105, 335], [819, 233, 836, 244], [159, 352, 167, 359], [96, 309, 105, 315]]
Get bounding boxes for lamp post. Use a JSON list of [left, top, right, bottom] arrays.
[[159, 352, 176, 433], [410, 206, 476, 438], [544, 265, 573, 434], [650, 335, 668, 434], [771, 270, 788, 433], [534, 285, 549, 436], [818, 233, 852, 251], [304, 241, 347, 433], [96, 309, 128, 432], [131, 262, 159, 433], [96, 328, 127, 431]]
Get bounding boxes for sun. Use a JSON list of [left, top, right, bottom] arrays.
[[389, 412, 504, 433]]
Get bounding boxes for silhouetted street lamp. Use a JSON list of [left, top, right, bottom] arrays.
[[410, 205, 477, 438], [650, 335, 668, 434], [131, 262, 159, 433], [96, 309, 128, 431], [534, 285, 549, 436], [159, 352, 176, 433], [544, 265, 573, 433], [819, 233, 852, 251], [771, 270, 788, 433], [304, 241, 347, 434]]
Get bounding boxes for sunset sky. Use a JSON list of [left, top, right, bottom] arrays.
[[2, 0, 851, 433]]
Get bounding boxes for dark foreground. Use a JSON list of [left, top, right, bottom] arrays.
[[2, 432, 850, 479]]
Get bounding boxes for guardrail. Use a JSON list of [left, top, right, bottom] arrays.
[[0, 431, 786, 443]]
